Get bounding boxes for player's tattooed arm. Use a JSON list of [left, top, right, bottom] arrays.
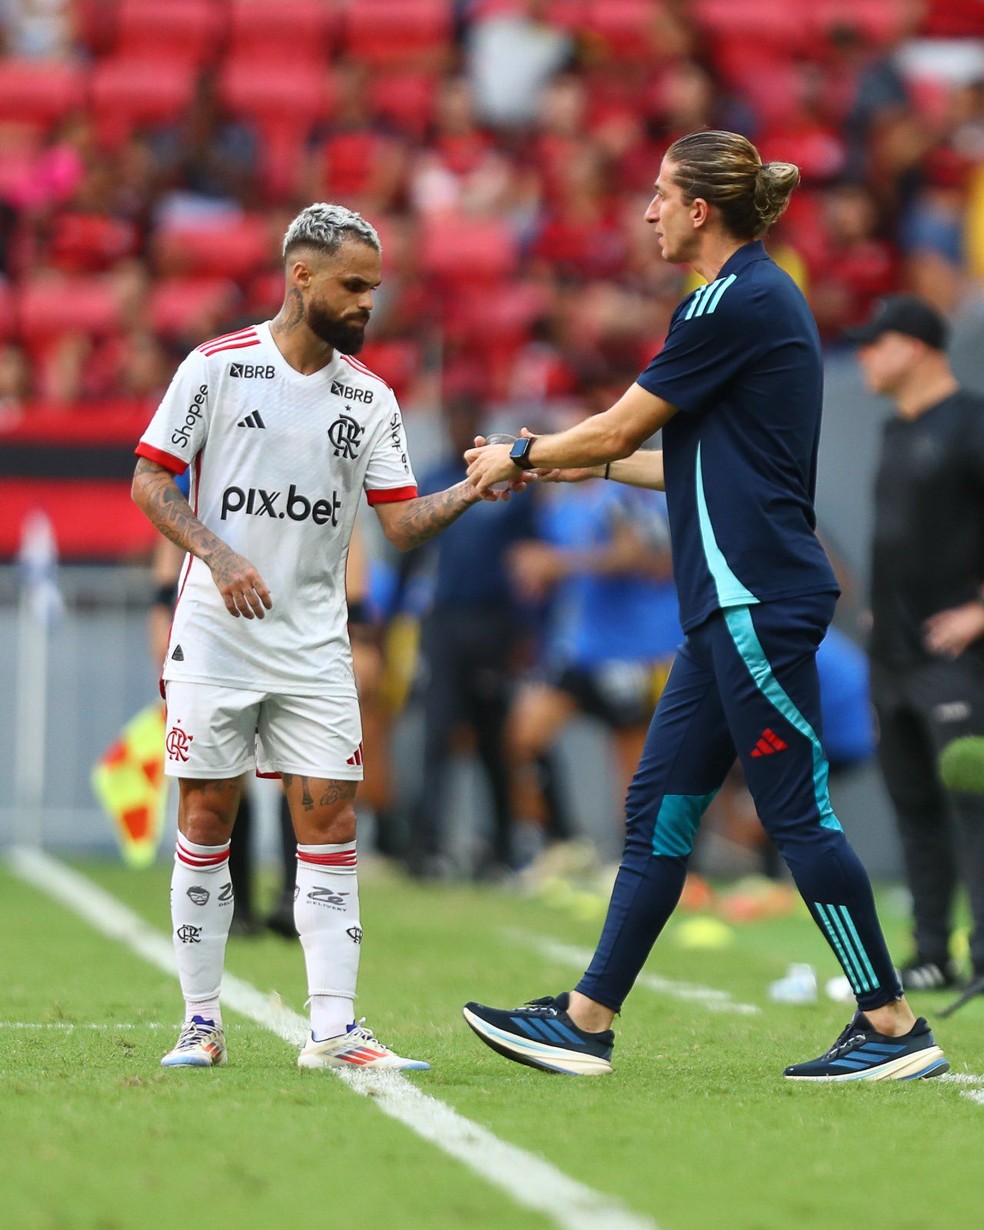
[[132, 457, 273, 619], [373, 480, 486, 552]]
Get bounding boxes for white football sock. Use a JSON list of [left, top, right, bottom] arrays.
[[295, 842, 361, 1040], [171, 834, 233, 1026]]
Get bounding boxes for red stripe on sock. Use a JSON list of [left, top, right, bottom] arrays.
[[297, 850, 358, 867], [176, 840, 230, 868]]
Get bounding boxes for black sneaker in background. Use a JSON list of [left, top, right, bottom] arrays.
[[899, 959, 961, 991], [784, 1011, 949, 1082], [463, 992, 614, 1076]]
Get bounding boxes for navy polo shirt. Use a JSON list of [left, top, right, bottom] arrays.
[[637, 241, 838, 632]]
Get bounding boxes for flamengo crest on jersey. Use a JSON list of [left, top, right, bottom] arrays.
[[136, 322, 417, 695]]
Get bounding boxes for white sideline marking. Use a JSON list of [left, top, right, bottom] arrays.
[[0, 1021, 169, 1030], [7, 848, 659, 1230], [520, 933, 761, 1016]]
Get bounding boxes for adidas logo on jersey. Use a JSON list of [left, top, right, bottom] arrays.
[[237, 411, 266, 429], [171, 645, 184, 662], [330, 380, 374, 403], [229, 363, 275, 379]]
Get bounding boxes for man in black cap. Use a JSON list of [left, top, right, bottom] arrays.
[[851, 294, 984, 992]]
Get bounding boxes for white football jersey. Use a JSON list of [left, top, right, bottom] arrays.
[[137, 322, 417, 695]]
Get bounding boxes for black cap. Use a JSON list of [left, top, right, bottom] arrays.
[[844, 295, 949, 350]]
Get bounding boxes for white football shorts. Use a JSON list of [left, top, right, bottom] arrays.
[[163, 681, 364, 781]]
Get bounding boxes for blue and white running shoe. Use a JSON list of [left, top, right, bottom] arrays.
[[462, 993, 614, 1076], [784, 1011, 949, 1082]]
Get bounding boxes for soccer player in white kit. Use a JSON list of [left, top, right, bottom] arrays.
[[133, 204, 491, 1070]]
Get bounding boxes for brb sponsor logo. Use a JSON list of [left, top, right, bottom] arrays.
[[331, 380, 373, 403], [220, 483, 342, 526], [171, 385, 208, 449], [229, 363, 275, 379]]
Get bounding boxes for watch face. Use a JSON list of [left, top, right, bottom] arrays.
[[509, 436, 533, 468]]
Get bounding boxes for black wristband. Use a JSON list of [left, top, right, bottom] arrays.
[[604, 462, 611, 480], [347, 599, 373, 628]]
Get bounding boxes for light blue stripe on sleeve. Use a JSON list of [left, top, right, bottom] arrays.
[[700, 274, 736, 315], [684, 281, 714, 320]]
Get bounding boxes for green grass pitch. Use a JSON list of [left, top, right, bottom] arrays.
[[2, 855, 983, 1230]]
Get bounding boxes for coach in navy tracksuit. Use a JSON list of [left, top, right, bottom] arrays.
[[461, 130, 948, 1082]]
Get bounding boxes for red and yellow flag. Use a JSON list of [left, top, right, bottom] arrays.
[[91, 702, 169, 867]]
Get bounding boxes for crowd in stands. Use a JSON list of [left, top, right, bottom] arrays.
[[1, 0, 984, 426]]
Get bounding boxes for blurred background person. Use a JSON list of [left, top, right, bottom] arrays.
[[850, 293, 984, 993], [398, 398, 537, 880], [507, 459, 680, 880]]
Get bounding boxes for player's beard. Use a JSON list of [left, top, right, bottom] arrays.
[[305, 302, 369, 354]]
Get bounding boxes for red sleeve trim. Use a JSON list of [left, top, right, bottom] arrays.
[[135, 442, 189, 474], [366, 485, 417, 505]]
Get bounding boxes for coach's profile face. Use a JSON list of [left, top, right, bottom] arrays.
[[645, 157, 703, 265], [292, 237, 382, 354]]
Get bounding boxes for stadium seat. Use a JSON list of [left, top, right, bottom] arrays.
[[18, 274, 125, 351], [542, 0, 589, 31], [356, 339, 421, 398], [418, 217, 518, 283], [0, 60, 87, 131], [151, 214, 278, 280], [47, 214, 140, 274], [581, 0, 663, 60], [227, 0, 338, 65], [369, 72, 439, 139], [89, 56, 199, 145], [148, 276, 241, 340], [217, 58, 335, 199], [113, 0, 227, 67], [340, 0, 453, 69], [693, 0, 811, 53]]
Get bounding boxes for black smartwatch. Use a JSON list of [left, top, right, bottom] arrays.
[[509, 436, 536, 471]]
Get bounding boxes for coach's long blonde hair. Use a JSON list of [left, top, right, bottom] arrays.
[[666, 131, 799, 240]]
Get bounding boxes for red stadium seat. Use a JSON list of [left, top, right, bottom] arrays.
[[113, 0, 227, 67], [89, 56, 198, 144], [369, 72, 439, 139], [356, 339, 421, 399], [217, 57, 336, 198], [227, 0, 337, 65], [148, 277, 241, 340], [341, 0, 453, 69], [694, 0, 812, 53], [0, 60, 87, 131], [18, 274, 124, 351], [151, 214, 278, 280], [217, 56, 335, 131], [418, 216, 518, 282], [581, 0, 663, 60], [48, 213, 140, 274]]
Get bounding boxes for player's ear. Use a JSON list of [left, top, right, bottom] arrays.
[[290, 259, 312, 289], [691, 197, 710, 228]]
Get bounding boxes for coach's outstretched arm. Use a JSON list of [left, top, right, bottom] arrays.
[[372, 479, 487, 553], [132, 456, 272, 620], [465, 383, 677, 495]]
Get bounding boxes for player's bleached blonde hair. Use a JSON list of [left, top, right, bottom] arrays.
[[666, 131, 799, 240], [282, 203, 381, 261]]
